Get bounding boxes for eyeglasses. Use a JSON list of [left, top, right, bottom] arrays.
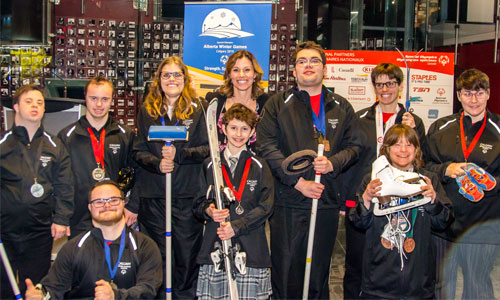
[[90, 197, 124, 208], [460, 90, 488, 100], [161, 72, 184, 80], [295, 58, 323, 67], [375, 81, 398, 89]]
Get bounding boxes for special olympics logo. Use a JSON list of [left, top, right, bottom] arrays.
[[220, 55, 229, 64], [437, 88, 445, 96], [438, 56, 450, 66]]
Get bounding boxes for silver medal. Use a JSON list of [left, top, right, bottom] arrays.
[[92, 167, 105, 181], [235, 204, 244, 215], [31, 183, 44, 198]]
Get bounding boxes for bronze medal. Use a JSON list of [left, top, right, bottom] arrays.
[[323, 140, 330, 152], [381, 237, 392, 249], [404, 237, 415, 253], [92, 167, 105, 181]]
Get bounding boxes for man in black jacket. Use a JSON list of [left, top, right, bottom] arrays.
[[257, 41, 362, 299], [24, 180, 162, 299], [58, 76, 137, 238], [0, 85, 74, 298]]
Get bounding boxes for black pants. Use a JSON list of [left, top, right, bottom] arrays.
[[270, 205, 339, 299], [1, 234, 52, 299], [139, 197, 204, 300], [343, 207, 366, 300]]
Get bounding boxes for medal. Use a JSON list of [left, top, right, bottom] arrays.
[[323, 140, 330, 152], [404, 237, 415, 253], [381, 237, 393, 249], [235, 204, 244, 215], [31, 179, 44, 198], [92, 166, 105, 181]]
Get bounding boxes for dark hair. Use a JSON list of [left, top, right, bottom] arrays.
[[88, 180, 125, 203], [222, 103, 258, 129], [456, 68, 490, 91], [12, 85, 43, 105], [292, 41, 326, 65], [219, 50, 264, 99], [370, 63, 404, 86], [85, 75, 114, 97], [379, 124, 424, 169]]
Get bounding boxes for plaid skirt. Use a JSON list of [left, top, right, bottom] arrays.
[[197, 264, 272, 300]]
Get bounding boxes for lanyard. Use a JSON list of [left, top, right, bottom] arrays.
[[375, 104, 400, 157], [221, 158, 252, 202], [159, 116, 180, 126], [87, 128, 106, 169], [406, 208, 417, 238], [104, 226, 126, 280], [311, 92, 325, 136], [460, 111, 487, 161], [20, 136, 44, 185]]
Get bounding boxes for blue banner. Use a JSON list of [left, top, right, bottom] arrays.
[[183, 1, 272, 83]]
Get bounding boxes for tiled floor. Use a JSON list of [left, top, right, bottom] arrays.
[[329, 215, 500, 299]]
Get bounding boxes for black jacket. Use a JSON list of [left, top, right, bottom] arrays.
[[256, 86, 362, 209], [58, 117, 136, 235], [132, 99, 208, 199], [193, 150, 274, 268], [0, 125, 74, 241], [349, 169, 453, 299], [425, 110, 500, 244], [40, 226, 162, 299], [342, 103, 427, 202]]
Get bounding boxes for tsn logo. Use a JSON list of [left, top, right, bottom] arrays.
[[413, 87, 430, 93]]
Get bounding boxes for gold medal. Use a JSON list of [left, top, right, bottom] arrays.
[[323, 140, 330, 152], [404, 237, 415, 253]]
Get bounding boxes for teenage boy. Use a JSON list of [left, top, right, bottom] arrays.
[[0, 85, 73, 298], [257, 41, 362, 299], [58, 76, 137, 238], [194, 103, 274, 300], [24, 180, 162, 299]]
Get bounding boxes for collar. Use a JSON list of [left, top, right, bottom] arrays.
[[12, 123, 44, 144], [74, 115, 119, 136], [224, 146, 246, 163]]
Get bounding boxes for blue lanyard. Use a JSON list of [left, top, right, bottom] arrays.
[[159, 116, 180, 126], [104, 226, 126, 280], [311, 92, 325, 136]]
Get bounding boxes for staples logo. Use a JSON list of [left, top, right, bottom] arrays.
[[437, 88, 445, 96], [362, 66, 373, 73], [348, 86, 366, 95], [413, 87, 430, 93]]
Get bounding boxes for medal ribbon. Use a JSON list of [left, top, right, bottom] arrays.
[[311, 92, 326, 136], [375, 104, 401, 157], [104, 226, 126, 280], [460, 111, 487, 161], [221, 158, 252, 202], [87, 128, 106, 170], [406, 208, 418, 238]]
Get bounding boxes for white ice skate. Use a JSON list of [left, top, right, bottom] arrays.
[[371, 156, 431, 216]]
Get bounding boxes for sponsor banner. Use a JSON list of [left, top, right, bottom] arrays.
[[323, 50, 454, 131], [183, 1, 272, 97]]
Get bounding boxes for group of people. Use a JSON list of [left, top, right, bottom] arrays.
[[0, 40, 498, 300]]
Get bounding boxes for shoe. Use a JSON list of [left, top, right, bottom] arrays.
[[210, 242, 223, 272], [466, 163, 496, 191], [371, 156, 425, 198], [234, 252, 247, 275], [456, 174, 484, 202]]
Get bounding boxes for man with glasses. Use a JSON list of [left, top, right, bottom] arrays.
[[257, 41, 362, 299], [0, 85, 73, 299], [58, 76, 137, 239], [342, 62, 426, 299], [425, 68, 500, 299], [24, 180, 162, 300]]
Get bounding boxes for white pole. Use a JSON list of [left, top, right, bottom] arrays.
[[0, 239, 23, 300], [302, 143, 325, 300], [165, 141, 172, 300]]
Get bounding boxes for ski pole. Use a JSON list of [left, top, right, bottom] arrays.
[[0, 239, 23, 300], [302, 143, 325, 300], [148, 126, 188, 300]]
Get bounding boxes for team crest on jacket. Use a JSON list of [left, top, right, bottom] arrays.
[[183, 119, 194, 130], [109, 144, 121, 154], [247, 180, 258, 192], [119, 261, 131, 275], [328, 119, 338, 129], [479, 143, 492, 154], [40, 156, 52, 167]]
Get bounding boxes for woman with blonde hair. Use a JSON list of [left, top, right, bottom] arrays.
[[133, 56, 207, 299], [205, 50, 269, 151]]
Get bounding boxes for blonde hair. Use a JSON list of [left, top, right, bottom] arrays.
[[143, 56, 197, 120]]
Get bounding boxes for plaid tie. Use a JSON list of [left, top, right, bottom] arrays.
[[229, 156, 238, 175]]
